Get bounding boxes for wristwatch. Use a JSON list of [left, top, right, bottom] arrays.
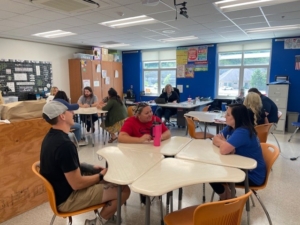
[[99, 173, 104, 182]]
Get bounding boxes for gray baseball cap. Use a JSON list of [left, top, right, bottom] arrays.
[[43, 99, 79, 120]]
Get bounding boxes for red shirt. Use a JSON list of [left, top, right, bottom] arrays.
[[121, 116, 168, 137]]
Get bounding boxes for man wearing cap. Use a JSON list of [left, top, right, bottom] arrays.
[[40, 99, 130, 225]]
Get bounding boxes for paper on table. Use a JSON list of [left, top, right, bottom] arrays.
[[214, 117, 226, 122]]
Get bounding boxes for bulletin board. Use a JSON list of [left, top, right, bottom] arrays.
[[0, 59, 52, 100]]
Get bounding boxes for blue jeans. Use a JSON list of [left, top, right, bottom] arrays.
[[155, 107, 177, 121], [70, 122, 81, 141]]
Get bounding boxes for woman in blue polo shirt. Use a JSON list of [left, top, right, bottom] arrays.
[[210, 104, 266, 200]]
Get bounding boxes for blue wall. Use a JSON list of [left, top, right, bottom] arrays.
[[270, 38, 300, 115], [122, 38, 300, 117]]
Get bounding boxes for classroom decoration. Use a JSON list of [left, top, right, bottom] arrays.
[[295, 55, 300, 70], [0, 59, 52, 100], [176, 65, 185, 78], [185, 64, 194, 78], [284, 38, 300, 49], [176, 47, 188, 65]]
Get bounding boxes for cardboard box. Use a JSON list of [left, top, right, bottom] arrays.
[[102, 54, 108, 61], [108, 54, 114, 62], [102, 48, 108, 55]]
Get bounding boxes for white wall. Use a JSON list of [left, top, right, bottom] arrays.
[[0, 38, 82, 96]]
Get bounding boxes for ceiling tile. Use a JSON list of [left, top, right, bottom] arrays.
[[184, 3, 219, 17], [25, 9, 70, 20], [0, 19, 30, 28], [193, 13, 227, 24], [125, 2, 173, 15], [1, 0, 39, 14], [225, 8, 262, 20], [58, 17, 94, 26], [273, 30, 300, 38], [262, 2, 300, 15], [96, 6, 142, 19], [212, 26, 241, 33], [8, 15, 49, 24], [75, 12, 114, 23], [0, 10, 18, 19], [111, 0, 141, 5], [203, 20, 235, 29], [233, 16, 266, 26], [239, 22, 269, 30], [270, 19, 300, 26], [266, 11, 300, 21], [149, 11, 176, 22]]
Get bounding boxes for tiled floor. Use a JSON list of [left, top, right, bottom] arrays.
[[2, 124, 300, 225]]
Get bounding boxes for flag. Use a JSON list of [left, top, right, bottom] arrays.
[[296, 55, 300, 70]]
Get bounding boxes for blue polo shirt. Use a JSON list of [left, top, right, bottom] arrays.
[[222, 126, 266, 185]]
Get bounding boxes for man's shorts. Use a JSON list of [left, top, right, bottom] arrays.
[[58, 183, 103, 212]]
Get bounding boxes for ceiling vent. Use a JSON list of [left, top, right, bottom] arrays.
[[30, 0, 110, 13]]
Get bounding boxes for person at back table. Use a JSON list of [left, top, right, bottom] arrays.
[[118, 102, 171, 143], [77, 86, 99, 133], [248, 87, 278, 123], [54, 90, 87, 146], [210, 104, 266, 200], [98, 88, 127, 143], [46, 86, 58, 103], [243, 92, 268, 126], [155, 84, 179, 124], [40, 99, 130, 225]]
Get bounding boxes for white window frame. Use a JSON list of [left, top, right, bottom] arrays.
[[216, 40, 272, 99], [142, 49, 176, 96]]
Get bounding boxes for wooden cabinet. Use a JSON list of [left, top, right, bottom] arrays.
[[68, 59, 123, 103], [268, 84, 289, 133]]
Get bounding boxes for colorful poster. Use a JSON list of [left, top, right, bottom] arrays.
[[188, 47, 198, 62], [295, 55, 300, 70], [176, 65, 185, 78], [194, 61, 208, 71], [284, 38, 300, 49], [185, 64, 194, 78], [198, 46, 207, 61], [176, 47, 188, 65]]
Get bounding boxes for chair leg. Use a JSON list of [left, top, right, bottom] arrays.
[[210, 191, 215, 202], [252, 190, 272, 225], [50, 214, 56, 225], [250, 194, 256, 207], [288, 127, 299, 142], [68, 216, 73, 225], [202, 183, 206, 203], [270, 132, 282, 153]]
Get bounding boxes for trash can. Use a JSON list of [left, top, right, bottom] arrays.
[[287, 112, 300, 133]]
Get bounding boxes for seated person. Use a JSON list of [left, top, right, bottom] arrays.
[[155, 84, 179, 123], [46, 86, 58, 103], [54, 90, 87, 146], [98, 88, 127, 143], [243, 92, 268, 126], [41, 99, 130, 225], [77, 86, 99, 133], [118, 102, 171, 143], [210, 104, 266, 200]]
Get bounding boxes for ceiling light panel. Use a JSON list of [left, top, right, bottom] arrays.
[[100, 15, 157, 28], [159, 36, 198, 42], [32, 30, 76, 38], [245, 24, 300, 33], [213, 0, 299, 13], [100, 43, 130, 48]]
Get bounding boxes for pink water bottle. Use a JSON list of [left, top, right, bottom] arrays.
[[152, 122, 162, 147]]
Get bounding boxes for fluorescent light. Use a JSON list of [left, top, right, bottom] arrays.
[[214, 0, 299, 12], [100, 15, 157, 28], [33, 30, 76, 38], [100, 43, 130, 48], [159, 36, 198, 42], [246, 25, 300, 33]]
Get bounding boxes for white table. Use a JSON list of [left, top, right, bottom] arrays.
[[176, 139, 257, 225], [74, 107, 107, 146], [156, 100, 213, 127], [117, 136, 192, 156], [131, 158, 245, 225], [96, 146, 164, 225]]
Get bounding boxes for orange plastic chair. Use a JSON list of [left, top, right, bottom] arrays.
[[255, 123, 273, 143], [164, 191, 252, 225], [32, 161, 105, 225], [127, 106, 135, 117], [185, 116, 214, 139], [202, 105, 210, 112], [236, 143, 279, 225], [268, 111, 282, 152]]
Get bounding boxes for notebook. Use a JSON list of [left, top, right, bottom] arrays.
[[154, 98, 167, 104]]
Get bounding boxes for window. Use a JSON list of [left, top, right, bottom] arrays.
[[142, 49, 176, 95], [217, 41, 271, 97]]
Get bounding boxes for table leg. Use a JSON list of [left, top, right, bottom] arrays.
[[116, 186, 122, 225], [170, 191, 173, 213], [229, 183, 235, 198], [178, 188, 182, 210], [244, 169, 250, 225], [145, 196, 150, 225], [90, 115, 94, 147], [204, 122, 207, 139], [166, 192, 170, 215]]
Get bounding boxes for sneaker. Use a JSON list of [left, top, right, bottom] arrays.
[[84, 218, 97, 225], [78, 140, 87, 146], [105, 215, 122, 224]]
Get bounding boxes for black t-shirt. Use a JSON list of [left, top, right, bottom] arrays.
[[261, 95, 278, 123], [159, 91, 179, 103], [40, 128, 79, 206]]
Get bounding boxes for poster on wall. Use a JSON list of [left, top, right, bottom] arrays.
[[194, 61, 208, 71], [198, 46, 208, 61], [176, 65, 185, 78], [295, 55, 300, 70], [284, 38, 300, 49], [188, 47, 198, 62], [185, 64, 194, 78], [0, 59, 52, 100], [176, 47, 188, 65]]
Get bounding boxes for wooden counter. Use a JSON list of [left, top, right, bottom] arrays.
[[0, 118, 51, 222]]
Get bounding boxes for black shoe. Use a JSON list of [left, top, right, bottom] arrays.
[[87, 126, 91, 132]]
